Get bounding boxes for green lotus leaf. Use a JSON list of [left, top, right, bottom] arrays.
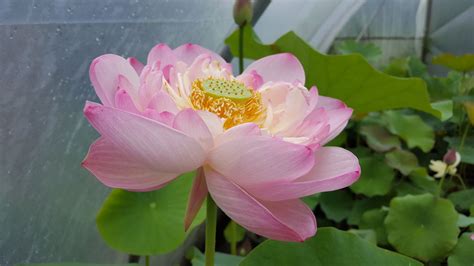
[[385, 194, 459, 262], [448, 189, 474, 211], [447, 233, 474, 266], [96, 173, 206, 255], [348, 229, 377, 244], [347, 196, 390, 226], [351, 156, 395, 197], [359, 125, 401, 152], [240, 227, 422, 266], [432, 53, 474, 72], [382, 111, 435, 152], [384, 149, 419, 175], [334, 40, 381, 60], [319, 190, 353, 222], [187, 247, 243, 266], [360, 209, 389, 246]]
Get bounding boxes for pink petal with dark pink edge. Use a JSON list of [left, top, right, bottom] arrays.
[[162, 64, 173, 82], [173, 109, 213, 150], [317, 96, 353, 144], [246, 147, 360, 201], [114, 89, 140, 114], [323, 107, 352, 144], [128, 180, 173, 192], [117, 75, 143, 110], [147, 43, 177, 67], [292, 108, 328, 136], [138, 65, 164, 109], [243, 53, 305, 85], [236, 70, 263, 90], [142, 110, 175, 126], [306, 86, 319, 112], [147, 90, 179, 114], [290, 108, 330, 149], [82, 102, 206, 190], [205, 167, 316, 242], [317, 95, 346, 110], [208, 136, 314, 186], [89, 54, 139, 107], [184, 168, 208, 231], [127, 57, 144, 75], [173, 43, 232, 72], [82, 138, 178, 191]]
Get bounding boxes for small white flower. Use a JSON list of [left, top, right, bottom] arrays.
[[429, 160, 448, 178], [429, 149, 461, 178]]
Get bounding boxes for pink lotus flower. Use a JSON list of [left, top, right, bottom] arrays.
[[82, 43, 360, 242]]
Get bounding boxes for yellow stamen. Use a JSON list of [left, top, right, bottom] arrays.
[[190, 78, 264, 129]]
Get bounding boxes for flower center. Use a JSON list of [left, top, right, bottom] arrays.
[[190, 78, 264, 129], [202, 78, 253, 101]]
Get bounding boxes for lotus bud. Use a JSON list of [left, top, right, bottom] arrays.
[[443, 149, 460, 166], [233, 0, 253, 26]]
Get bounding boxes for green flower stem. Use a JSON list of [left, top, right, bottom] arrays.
[[205, 194, 217, 266], [145, 255, 150, 266], [238, 25, 245, 74], [226, 23, 245, 258], [459, 123, 470, 152], [453, 174, 467, 190], [229, 220, 238, 255], [437, 174, 446, 198]]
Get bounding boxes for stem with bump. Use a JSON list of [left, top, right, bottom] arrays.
[[226, 23, 246, 257], [205, 195, 217, 266], [238, 24, 245, 74]]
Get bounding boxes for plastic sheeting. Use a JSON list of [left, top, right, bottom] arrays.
[[428, 0, 474, 73], [254, 0, 474, 68], [0, 0, 233, 265]]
